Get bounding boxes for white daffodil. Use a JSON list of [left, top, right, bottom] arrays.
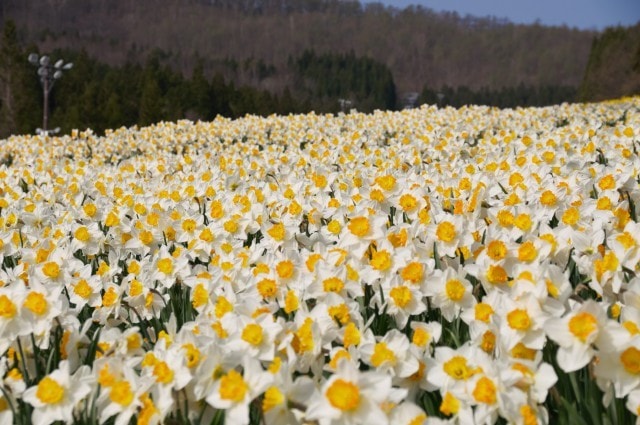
[[205, 357, 272, 425], [546, 300, 628, 372], [23, 361, 92, 425], [306, 358, 392, 425]]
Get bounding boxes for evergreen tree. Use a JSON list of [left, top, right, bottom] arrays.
[[139, 76, 163, 126], [189, 60, 212, 120], [0, 20, 39, 137]]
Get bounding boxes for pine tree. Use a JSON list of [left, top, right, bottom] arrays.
[[0, 20, 39, 137]]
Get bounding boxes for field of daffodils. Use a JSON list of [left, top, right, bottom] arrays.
[[0, 98, 639, 425]]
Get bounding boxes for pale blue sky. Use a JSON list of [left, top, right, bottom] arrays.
[[360, 0, 640, 30]]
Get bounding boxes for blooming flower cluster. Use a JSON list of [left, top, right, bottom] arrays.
[[0, 97, 638, 425]]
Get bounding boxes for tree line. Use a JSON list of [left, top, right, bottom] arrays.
[[2, 0, 595, 95], [420, 84, 577, 109], [0, 21, 401, 137], [1, 17, 585, 138]]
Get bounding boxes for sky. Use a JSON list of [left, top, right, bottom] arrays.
[[360, 0, 640, 30]]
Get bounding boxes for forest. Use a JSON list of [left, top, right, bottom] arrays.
[[1, 0, 595, 92], [0, 0, 639, 137]]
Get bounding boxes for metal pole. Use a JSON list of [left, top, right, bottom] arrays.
[[28, 54, 72, 135], [43, 75, 49, 132]]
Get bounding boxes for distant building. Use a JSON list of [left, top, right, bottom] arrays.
[[401, 92, 419, 109]]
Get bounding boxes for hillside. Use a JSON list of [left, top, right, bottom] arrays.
[[579, 23, 640, 101], [1, 0, 595, 94]]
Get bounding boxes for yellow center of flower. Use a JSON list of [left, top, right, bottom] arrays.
[[126, 333, 141, 351], [268, 223, 285, 241], [568, 312, 598, 343], [436, 221, 456, 242], [507, 309, 532, 331], [620, 347, 640, 375], [486, 240, 507, 260], [181, 343, 201, 368], [292, 318, 315, 354], [110, 380, 134, 406], [153, 361, 174, 384], [616, 232, 636, 250], [276, 260, 295, 279], [518, 241, 537, 262], [445, 279, 465, 301], [343, 322, 361, 348], [0, 295, 17, 318], [305, 253, 323, 272], [511, 343, 537, 360], [562, 207, 580, 225], [409, 414, 428, 425], [242, 323, 264, 346], [400, 262, 423, 283], [475, 303, 494, 322], [36, 377, 64, 404], [514, 214, 532, 231], [223, 219, 238, 234], [327, 220, 342, 235], [481, 330, 496, 354], [328, 304, 350, 324], [199, 228, 214, 242], [284, 290, 299, 314], [440, 392, 460, 416], [262, 386, 285, 412], [348, 216, 370, 237], [323, 277, 345, 293], [105, 211, 120, 227], [215, 296, 233, 318], [388, 228, 408, 247], [24, 292, 48, 315], [138, 393, 158, 425], [42, 262, 60, 279], [74, 279, 92, 299], [399, 194, 418, 211], [83, 203, 97, 217], [219, 370, 248, 402], [473, 376, 497, 404], [597, 197, 612, 210], [412, 328, 430, 347], [257, 278, 277, 298], [390, 286, 412, 308], [520, 405, 539, 425], [192, 284, 209, 308], [137, 230, 151, 245], [102, 287, 118, 307], [540, 190, 557, 207], [443, 356, 476, 380], [182, 219, 196, 232], [74, 226, 91, 242], [370, 250, 392, 271], [329, 350, 352, 369], [623, 321, 640, 336], [486, 264, 508, 284], [97, 261, 110, 276], [371, 342, 396, 367], [129, 279, 143, 297], [497, 209, 514, 227], [375, 175, 396, 191], [157, 258, 173, 275], [326, 379, 360, 411], [598, 174, 615, 190]]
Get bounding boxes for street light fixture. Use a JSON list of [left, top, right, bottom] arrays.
[[28, 53, 73, 135]]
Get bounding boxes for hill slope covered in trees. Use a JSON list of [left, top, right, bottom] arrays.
[[579, 23, 640, 101], [2, 0, 595, 94]]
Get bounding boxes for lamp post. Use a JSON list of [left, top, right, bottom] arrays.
[[27, 53, 73, 135]]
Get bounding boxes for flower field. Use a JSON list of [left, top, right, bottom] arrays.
[[0, 98, 639, 425]]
